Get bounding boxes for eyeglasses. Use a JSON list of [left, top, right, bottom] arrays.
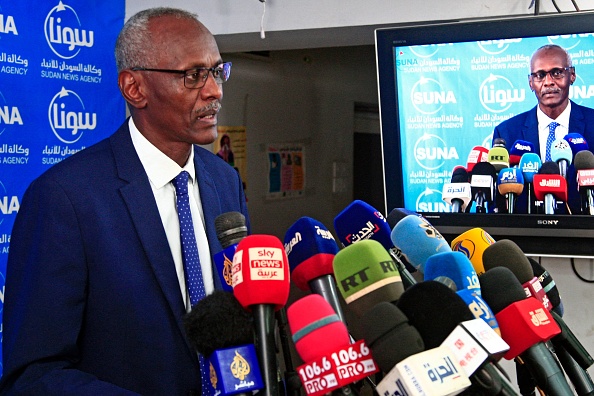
[[131, 62, 232, 89], [529, 67, 573, 82]]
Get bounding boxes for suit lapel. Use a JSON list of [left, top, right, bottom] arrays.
[[109, 123, 195, 356], [569, 101, 586, 134], [522, 107, 540, 156], [193, 148, 224, 290]]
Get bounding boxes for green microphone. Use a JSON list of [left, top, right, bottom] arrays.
[[333, 239, 404, 318]]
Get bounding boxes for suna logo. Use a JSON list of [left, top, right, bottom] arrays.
[[414, 134, 459, 171], [0, 13, 18, 35], [479, 74, 526, 113], [412, 91, 456, 105], [0, 180, 20, 226], [44, 2, 94, 59], [410, 77, 456, 115], [0, 106, 22, 126], [48, 87, 97, 144]]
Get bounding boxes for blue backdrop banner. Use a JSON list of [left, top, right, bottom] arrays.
[[0, 1, 126, 375]]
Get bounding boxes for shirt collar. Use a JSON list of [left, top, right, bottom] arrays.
[[128, 118, 196, 189], [536, 100, 571, 129]]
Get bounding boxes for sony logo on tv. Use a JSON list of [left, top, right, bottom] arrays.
[[536, 219, 560, 226]]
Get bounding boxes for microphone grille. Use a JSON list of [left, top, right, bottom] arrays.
[[574, 150, 594, 170], [215, 212, 247, 248]]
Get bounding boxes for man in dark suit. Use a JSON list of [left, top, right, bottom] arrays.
[[0, 7, 249, 395], [493, 44, 594, 214]]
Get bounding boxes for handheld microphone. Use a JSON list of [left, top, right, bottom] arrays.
[[487, 145, 510, 173], [284, 217, 346, 322], [184, 290, 263, 395], [533, 161, 567, 214], [385, 208, 421, 275], [332, 239, 404, 318], [485, 242, 594, 368], [442, 166, 472, 213], [334, 200, 416, 288], [450, 227, 496, 275], [390, 214, 451, 273], [466, 145, 490, 173], [574, 150, 594, 215], [497, 167, 524, 213], [377, 345, 471, 396], [397, 281, 515, 396], [334, 200, 392, 248], [233, 234, 291, 396], [550, 138, 573, 179], [287, 294, 379, 396], [479, 267, 573, 396], [519, 152, 542, 214], [423, 251, 500, 334], [509, 140, 535, 167], [423, 251, 481, 295], [361, 302, 425, 372], [470, 162, 497, 213], [564, 132, 590, 158], [528, 257, 563, 317], [482, 239, 551, 311], [214, 212, 249, 292]]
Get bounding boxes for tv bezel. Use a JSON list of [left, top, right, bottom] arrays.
[[375, 11, 594, 258]]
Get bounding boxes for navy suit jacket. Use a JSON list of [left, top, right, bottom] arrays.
[[0, 120, 250, 395], [493, 101, 594, 213]]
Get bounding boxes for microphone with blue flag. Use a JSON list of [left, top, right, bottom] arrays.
[[509, 139, 535, 167], [423, 251, 500, 335], [519, 153, 542, 214], [334, 200, 416, 288]]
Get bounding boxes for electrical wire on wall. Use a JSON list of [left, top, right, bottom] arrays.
[[260, 0, 266, 39], [530, 0, 581, 14]]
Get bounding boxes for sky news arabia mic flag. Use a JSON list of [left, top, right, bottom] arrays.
[[0, 1, 125, 376]]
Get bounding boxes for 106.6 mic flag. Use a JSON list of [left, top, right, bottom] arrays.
[[0, 1, 126, 376]]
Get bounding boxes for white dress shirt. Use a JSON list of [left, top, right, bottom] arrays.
[[128, 118, 214, 311], [536, 101, 571, 160]]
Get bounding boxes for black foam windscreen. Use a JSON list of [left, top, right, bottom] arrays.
[[386, 207, 418, 229], [479, 267, 526, 314], [184, 290, 254, 357], [493, 137, 507, 147], [396, 281, 473, 349], [215, 212, 248, 248], [361, 302, 425, 372], [482, 239, 534, 283], [472, 161, 497, 177], [574, 150, 594, 170], [451, 167, 470, 183], [538, 161, 561, 175]]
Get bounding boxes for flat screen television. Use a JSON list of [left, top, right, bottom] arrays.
[[375, 11, 594, 258]]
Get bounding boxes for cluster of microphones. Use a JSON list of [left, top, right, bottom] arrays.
[[442, 133, 594, 214], [182, 200, 593, 396]]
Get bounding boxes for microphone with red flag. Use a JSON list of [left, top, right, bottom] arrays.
[[533, 161, 568, 214], [480, 267, 573, 396], [233, 234, 291, 396], [287, 294, 379, 396], [575, 150, 594, 215], [466, 146, 489, 173]]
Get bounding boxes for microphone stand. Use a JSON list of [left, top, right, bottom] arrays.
[[276, 308, 301, 396], [254, 304, 280, 396]]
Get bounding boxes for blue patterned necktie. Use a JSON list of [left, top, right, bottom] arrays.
[[545, 122, 560, 162], [171, 171, 210, 395]]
